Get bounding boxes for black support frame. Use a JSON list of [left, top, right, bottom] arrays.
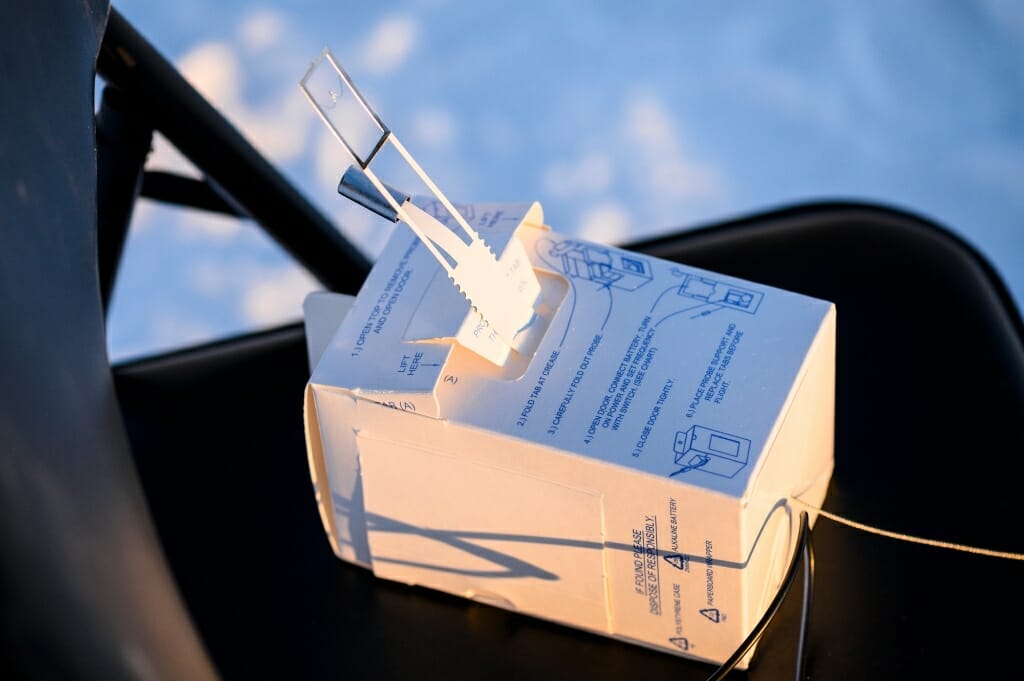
[[94, 7, 372, 305]]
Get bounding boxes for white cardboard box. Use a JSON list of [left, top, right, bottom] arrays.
[[303, 200, 835, 667]]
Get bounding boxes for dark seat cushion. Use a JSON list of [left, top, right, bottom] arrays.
[[0, 2, 217, 679], [113, 201, 1024, 680]]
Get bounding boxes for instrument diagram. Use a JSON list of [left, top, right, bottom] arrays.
[[651, 272, 764, 328], [536, 238, 656, 345], [548, 240, 654, 291], [670, 425, 751, 478]]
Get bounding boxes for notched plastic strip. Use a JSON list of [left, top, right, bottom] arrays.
[[300, 48, 542, 361]]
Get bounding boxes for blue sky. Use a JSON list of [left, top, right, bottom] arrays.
[[106, 1, 1024, 361]]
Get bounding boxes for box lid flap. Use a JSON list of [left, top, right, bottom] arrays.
[[309, 201, 548, 418]]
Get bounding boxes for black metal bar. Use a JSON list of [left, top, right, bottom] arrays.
[[140, 171, 244, 217], [96, 7, 372, 294], [95, 83, 153, 311]]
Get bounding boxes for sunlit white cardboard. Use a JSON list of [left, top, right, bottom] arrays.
[[303, 200, 835, 668]]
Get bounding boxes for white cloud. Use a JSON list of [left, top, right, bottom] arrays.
[[623, 94, 724, 201], [543, 152, 613, 198], [241, 264, 320, 326], [647, 156, 721, 200], [624, 96, 675, 151], [153, 38, 313, 240], [311, 126, 400, 257], [178, 41, 243, 104], [236, 94, 312, 161], [124, 134, 195, 235], [175, 39, 312, 167], [188, 259, 234, 297], [238, 9, 286, 52], [336, 202, 393, 259], [150, 312, 217, 351], [410, 108, 457, 148], [577, 201, 632, 244], [314, 127, 353, 194], [175, 210, 244, 242], [146, 133, 200, 177], [360, 15, 419, 75], [187, 257, 322, 327], [129, 197, 156, 233]]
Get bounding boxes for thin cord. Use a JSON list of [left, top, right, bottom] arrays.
[[793, 521, 814, 681], [789, 495, 1024, 561], [705, 511, 812, 681], [704, 492, 1022, 679]]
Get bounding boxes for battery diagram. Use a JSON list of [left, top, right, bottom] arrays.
[[671, 425, 751, 478]]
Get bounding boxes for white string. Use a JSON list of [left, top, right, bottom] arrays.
[[789, 495, 1024, 562]]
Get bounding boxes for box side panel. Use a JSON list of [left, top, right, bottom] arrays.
[[340, 401, 792, 665], [303, 384, 341, 557], [741, 305, 836, 640], [600, 478, 747, 664], [353, 402, 756, 662], [311, 386, 371, 567], [356, 434, 610, 632]]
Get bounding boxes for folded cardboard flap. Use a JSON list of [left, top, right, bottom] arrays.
[[303, 202, 835, 667], [308, 201, 553, 417]]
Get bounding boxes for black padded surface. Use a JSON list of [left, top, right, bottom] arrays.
[[0, 2, 218, 679], [113, 202, 1024, 680], [8, 3, 1019, 679]]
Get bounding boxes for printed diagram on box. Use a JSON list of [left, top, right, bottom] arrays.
[[650, 272, 764, 328], [670, 425, 751, 478], [700, 607, 722, 623], [548, 240, 654, 291], [537, 238, 654, 344], [668, 636, 690, 651]]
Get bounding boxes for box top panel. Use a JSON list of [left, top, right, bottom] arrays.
[[311, 202, 833, 498]]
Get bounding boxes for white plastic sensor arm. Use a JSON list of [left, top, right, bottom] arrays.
[[299, 48, 541, 353]]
